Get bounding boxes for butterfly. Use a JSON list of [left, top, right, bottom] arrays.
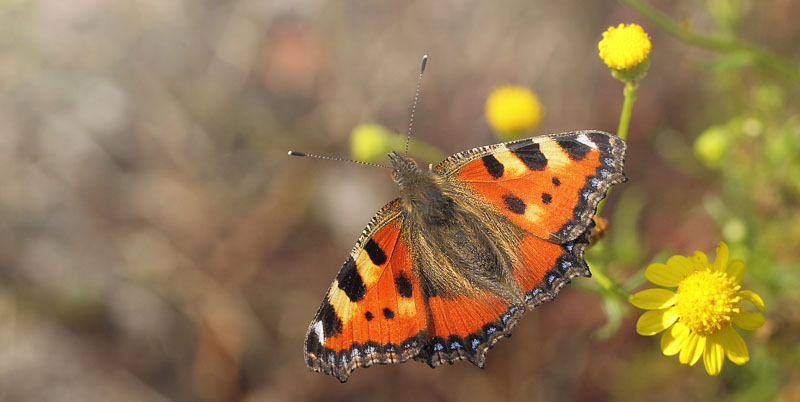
[[304, 130, 626, 382]]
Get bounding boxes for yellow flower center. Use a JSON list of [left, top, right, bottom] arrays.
[[598, 23, 652, 70], [675, 269, 742, 335]]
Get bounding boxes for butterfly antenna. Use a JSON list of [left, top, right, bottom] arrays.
[[405, 54, 427, 157], [287, 151, 389, 169]]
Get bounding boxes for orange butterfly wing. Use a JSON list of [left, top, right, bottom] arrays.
[[441, 130, 625, 296], [304, 200, 427, 382], [411, 131, 626, 362], [438, 130, 626, 243], [414, 289, 524, 368]]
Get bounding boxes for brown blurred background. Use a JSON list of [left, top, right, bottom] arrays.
[[2, 1, 798, 401]]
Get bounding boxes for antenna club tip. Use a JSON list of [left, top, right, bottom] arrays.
[[420, 55, 428, 72], [288, 151, 306, 157]]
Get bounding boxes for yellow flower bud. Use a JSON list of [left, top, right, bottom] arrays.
[[598, 23, 652, 71]]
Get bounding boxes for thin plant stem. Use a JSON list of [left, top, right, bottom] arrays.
[[590, 261, 632, 302], [617, 81, 638, 141], [596, 79, 637, 216]]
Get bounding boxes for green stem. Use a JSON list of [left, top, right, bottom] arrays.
[[619, 0, 800, 82], [592, 81, 639, 297], [616, 81, 638, 141], [591, 262, 632, 302], [597, 79, 637, 214]]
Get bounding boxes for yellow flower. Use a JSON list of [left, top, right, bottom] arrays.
[[632, 242, 765, 376], [598, 23, 651, 70], [485, 86, 542, 139]]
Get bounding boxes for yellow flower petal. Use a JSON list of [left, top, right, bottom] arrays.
[[660, 321, 689, 356], [631, 288, 677, 310], [691, 335, 706, 366], [738, 290, 765, 311], [717, 325, 749, 365], [679, 332, 705, 366], [726, 259, 745, 284], [636, 307, 678, 336], [689, 251, 710, 270], [703, 334, 725, 376], [666, 255, 695, 271], [645, 261, 693, 287], [733, 311, 765, 331], [712, 242, 729, 272], [678, 332, 697, 364]]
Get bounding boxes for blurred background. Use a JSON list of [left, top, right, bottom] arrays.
[[1, 0, 799, 401]]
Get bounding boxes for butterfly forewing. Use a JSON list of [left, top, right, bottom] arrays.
[[436, 130, 626, 243]]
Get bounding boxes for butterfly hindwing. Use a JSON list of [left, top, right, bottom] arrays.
[[514, 224, 594, 308], [412, 226, 596, 371], [436, 130, 626, 243], [415, 292, 523, 368], [304, 200, 427, 382]]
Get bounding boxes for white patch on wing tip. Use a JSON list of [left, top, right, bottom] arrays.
[[313, 321, 324, 344], [576, 134, 597, 149]]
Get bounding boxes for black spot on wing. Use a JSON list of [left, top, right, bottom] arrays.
[[383, 308, 395, 319], [364, 238, 387, 265], [365, 311, 374, 321], [511, 141, 547, 171], [336, 257, 366, 302], [541, 193, 552, 204], [481, 154, 504, 179], [396, 272, 413, 298], [552, 177, 561, 186], [555, 250, 580, 274], [542, 269, 563, 291], [587, 131, 611, 148], [319, 299, 342, 336], [502, 194, 526, 215], [306, 328, 320, 352], [557, 139, 591, 161]]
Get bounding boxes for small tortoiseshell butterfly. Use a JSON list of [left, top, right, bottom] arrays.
[[303, 129, 626, 382], [297, 57, 626, 382]]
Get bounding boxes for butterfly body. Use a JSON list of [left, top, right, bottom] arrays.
[[389, 151, 523, 302], [305, 131, 626, 382]]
